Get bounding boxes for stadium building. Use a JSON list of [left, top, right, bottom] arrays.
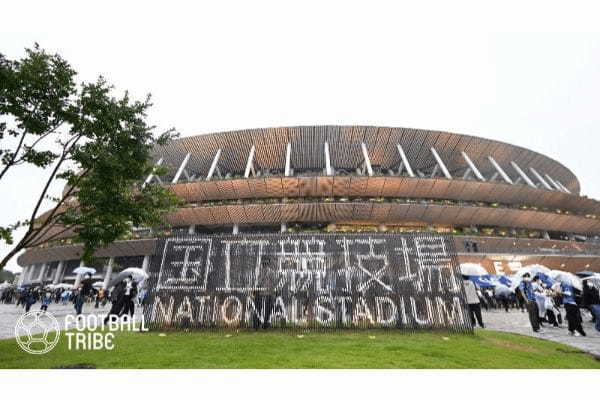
[[16, 126, 600, 287]]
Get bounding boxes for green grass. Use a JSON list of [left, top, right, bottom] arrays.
[[1, 329, 598, 369]]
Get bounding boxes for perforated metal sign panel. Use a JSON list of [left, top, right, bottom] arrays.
[[143, 233, 472, 332]]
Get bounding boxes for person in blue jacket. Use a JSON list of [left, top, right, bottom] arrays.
[[560, 281, 586, 336], [519, 273, 541, 332], [40, 291, 52, 312]]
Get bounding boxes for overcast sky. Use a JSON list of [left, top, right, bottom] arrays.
[[1, 1, 599, 273]]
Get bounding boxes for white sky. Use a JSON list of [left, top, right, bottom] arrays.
[[1, 1, 600, 274]]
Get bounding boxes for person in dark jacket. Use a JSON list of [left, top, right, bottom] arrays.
[[519, 273, 541, 333], [582, 280, 600, 323], [74, 273, 94, 316], [119, 275, 138, 319], [561, 281, 586, 336], [23, 288, 36, 313], [104, 280, 127, 324]]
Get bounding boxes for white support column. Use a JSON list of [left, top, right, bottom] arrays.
[[141, 255, 150, 273], [396, 144, 415, 177], [487, 156, 514, 184], [430, 147, 452, 180], [18, 266, 28, 286], [139, 255, 151, 290], [102, 258, 114, 290], [143, 158, 163, 188], [461, 152, 486, 181], [52, 261, 64, 284], [244, 146, 256, 178], [284, 143, 292, 177], [74, 260, 85, 288], [172, 153, 191, 184], [188, 225, 195, 235], [544, 174, 565, 192], [232, 224, 239, 234], [555, 179, 572, 194], [360, 142, 373, 177], [510, 161, 536, 188], [37, 263, 48, 283], [462, 168, 473, 180], [324, 142, 333, 176], [206, 149, 222, 181], [28, 265, 37, 282], [280, 223, 287, 233], [528, 167, 554, 191]]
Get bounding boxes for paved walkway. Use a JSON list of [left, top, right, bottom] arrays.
[[0, 302, 141, 340], [1, 303, 599, 357], [481, 309, 600, 357]]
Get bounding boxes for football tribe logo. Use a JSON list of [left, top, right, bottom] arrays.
[[15, 311, 61, 355]]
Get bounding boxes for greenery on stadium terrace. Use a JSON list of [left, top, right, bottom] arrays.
[[2, 329, 598, 369]]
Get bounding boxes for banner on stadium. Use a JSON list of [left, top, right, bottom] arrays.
[[143, 233, 472, 332]]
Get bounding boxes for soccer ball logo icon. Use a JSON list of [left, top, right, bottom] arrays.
[[15, 311, 61, 355]]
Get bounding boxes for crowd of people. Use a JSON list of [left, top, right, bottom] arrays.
[[1, 273, 149, 323], [462, 273, 600, 336]]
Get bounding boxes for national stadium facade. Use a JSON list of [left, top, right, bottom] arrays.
[[16, 125, 600, 287]]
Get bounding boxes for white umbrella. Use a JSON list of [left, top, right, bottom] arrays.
[[522, 264, 552, 276], [549, 270, 582, 291], [92, 281, 104, 289], [108, 267, 149, 287], [73, 266, 97, 275], [0, 281, 13, 290], [459, 263, 488, 276], [581, 272, 600, 281], [45, 284, 57, 290], [55, 283, 74, 290]]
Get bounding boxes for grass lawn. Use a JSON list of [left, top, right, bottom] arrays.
[[1, 328, 598, 369]]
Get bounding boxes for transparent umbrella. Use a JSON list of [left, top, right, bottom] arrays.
[[549, 270, 582, 291], [73, 266, 97, 276], [108, 267, 149, 288]]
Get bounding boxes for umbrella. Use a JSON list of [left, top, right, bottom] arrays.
[[73, 266, 96, 276], [45, 284, 57, 290], [108, 267, 148, 287], [549, 270, 582, 291], [523, 264, 552, 276], [92, 281, 104, 289], [576, 271, 596, 278], [460, 263, 488, 276], [495, 284, 513, 296], [511, 265, 554, 288], [55, 283, 74, 290], [0, 281, 13, 290], [492, 275, 513, 287], [581, 272, 600, 280], [515, 264, 552, 278], [469, 276, 494, 288]]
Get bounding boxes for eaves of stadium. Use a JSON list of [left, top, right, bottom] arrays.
[[16, 126, 600, 286]]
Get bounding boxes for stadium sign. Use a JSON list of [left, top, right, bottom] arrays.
[[143, 233, 471, 332]]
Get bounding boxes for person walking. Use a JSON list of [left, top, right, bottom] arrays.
[[519, 273, 541, 333], [119, 275, 138, 319], [40, 291, 51, 312], [582, 280, 600, 328], [74, 273, 94, 317], [23, 288, 36, 313], [104, 280, 126, 325], [462, 275, 484, 328], [560, 281, 586, 336]]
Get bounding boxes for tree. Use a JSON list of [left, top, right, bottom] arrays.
[[0, 269, 15, 283], [0, 44, 180, 270]]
